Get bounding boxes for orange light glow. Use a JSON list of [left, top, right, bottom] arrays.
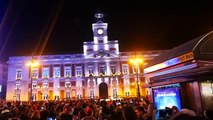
[[130, 58, 143, 65], [26, 60, 40, 67]]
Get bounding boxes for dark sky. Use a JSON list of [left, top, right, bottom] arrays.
[[0, 0, 213, 61]]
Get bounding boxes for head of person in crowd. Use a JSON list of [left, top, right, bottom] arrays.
[[123, 106, 137, 120], [78, 108, 86, 119], [39, 110, 49, 120], [31, 111, 40, 120], [85, 106, 93, 116], [135, 106, 145, 119], [147, 103, 157, 114]]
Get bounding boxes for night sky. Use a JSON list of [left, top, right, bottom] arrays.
[[0, 0, 213, 61]]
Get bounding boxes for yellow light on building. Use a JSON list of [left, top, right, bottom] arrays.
[[129, 57, 143, 98], [27, 60, 40, 67], [130, 58, 143, 65], [26, 59, 40, 101]]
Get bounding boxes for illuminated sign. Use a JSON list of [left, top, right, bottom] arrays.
[[144, 52, 194, 74]]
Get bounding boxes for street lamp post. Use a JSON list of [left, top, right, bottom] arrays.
[[27, 59, 40, 102], [130, 58, 143, 98]]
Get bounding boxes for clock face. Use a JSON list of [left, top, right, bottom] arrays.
[[97, 28, 103, 35]]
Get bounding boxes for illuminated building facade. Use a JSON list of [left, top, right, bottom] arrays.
[[0, 62, 7, 100], [6, 13, 166, 101]]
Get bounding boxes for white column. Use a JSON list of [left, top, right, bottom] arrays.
[[106, 62, 110, 75], [94, 62, 98, 76]]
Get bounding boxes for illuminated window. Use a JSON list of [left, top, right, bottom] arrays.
[[76, 66, 82, 77], [32, 93, 36, 101], [133, 66, 140, 74], [32, 83, 37, 89], [65, 82, 71, 88], [16, 69, 22, 80], [90, 90, 94, 98], [16, 94, 20, 101], [110, 65, 116, 74], [64, 66, 71, 78], [53, 67, 60, 78], [122, 64, 129, 74], [66, 91, 70, 99], [43, 83, 48, 89], [113, 89, 117, 97], [125, 92, 130, 97], [0, 85, 2, 92], [42, 67, 49, 78], [99, 65, 105, 75], [88, 65, 94, 75], [32, 68, 38, 79], [43, 93, 48, 100], [15, 84, 21, 90]]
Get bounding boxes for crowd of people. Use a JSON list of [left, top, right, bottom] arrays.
[[0, 97, 211, 120]]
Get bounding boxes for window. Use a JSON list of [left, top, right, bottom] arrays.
[[66, 91, 70, 99], [76, 66, 82, 77], [88, 65, 94, 75], [43, 93, 48, 100], [0, 85, 2, 92], [87, 49, 93, 52], [32, 68, 38, 79], [32, 93, 36, 101], [99, 65, 105, 75], [125, 92, 130, 97], [122, 64, 129, 74], [109, 48, 116, 51], [90, 90, 94, 99], [65, 82, 71, 88], [16, 94, 20, 101], [53, 67, 60, 78], [98, 40, 104, 43], [42, 67, 49, 78], [64, 66, 71, 78], [113, 89, 117, 97], [32, 83, 37, 89], [133, 66, 140, 74], [15, 84, 21, 90], [110, 65, 116, 74], [16, 69, 22, 80], [43, 83, 48, 89], [89, 69, 94, 75]]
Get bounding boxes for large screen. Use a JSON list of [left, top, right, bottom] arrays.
[[153, 85, 182, 110]]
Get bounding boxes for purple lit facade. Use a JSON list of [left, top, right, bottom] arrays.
[[6, 14, 166, 101], [0, 62, 7, 100]]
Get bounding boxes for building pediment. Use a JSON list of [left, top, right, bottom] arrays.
[[85, 49, 118, 58]]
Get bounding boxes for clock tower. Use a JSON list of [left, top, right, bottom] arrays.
[[92, 13, 108, 44], [83, 13, 119, 57]]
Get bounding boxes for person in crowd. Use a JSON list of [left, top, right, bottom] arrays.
[[123, 106, 137, 120], [58, 104, 72, 120], [135, 106, 145, 120], [31, 110, 40, 120], [82, 106, 96, 120], [142, 103, 156, 120]]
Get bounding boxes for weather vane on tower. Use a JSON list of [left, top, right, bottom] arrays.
[[95, 12, 104, 22]]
